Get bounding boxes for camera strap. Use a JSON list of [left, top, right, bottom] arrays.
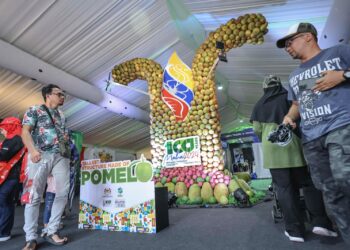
[[41, 105, 64, 139]]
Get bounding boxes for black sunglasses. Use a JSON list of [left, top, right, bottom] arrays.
[[51, 92, 66, 98]]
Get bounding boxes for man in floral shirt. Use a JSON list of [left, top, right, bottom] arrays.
[[21, 84, 69, 250]]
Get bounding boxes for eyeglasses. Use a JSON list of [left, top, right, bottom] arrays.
[[285, 33, 305, 48], [51, 92, 66, 98]]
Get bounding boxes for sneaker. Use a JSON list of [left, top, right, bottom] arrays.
[[312, 226, 338, 237], [284, 231, 304, 242], [0, 235, 11, 242]]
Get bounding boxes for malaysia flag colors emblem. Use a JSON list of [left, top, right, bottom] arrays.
[[162, 52, 195, 121]]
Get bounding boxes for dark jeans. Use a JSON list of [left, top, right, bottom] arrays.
[[43, 192, 56, 225], [0, 178, 18, 237], [270, 167, 332, 235], [303, 124, 350, 244]]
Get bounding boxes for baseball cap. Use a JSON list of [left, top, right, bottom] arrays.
[[262, 74, 281, 89], [276, 22, 318, 48]]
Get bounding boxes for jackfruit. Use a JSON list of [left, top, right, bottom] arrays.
[[175, 182, 188, 198]]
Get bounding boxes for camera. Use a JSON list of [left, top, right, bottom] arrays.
[[267, 124, 293, 147], [216, 41, 227, 62], [216, 41, 224, 49]]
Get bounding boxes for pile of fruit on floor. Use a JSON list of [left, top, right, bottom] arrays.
[[153, 166, 272, 208]]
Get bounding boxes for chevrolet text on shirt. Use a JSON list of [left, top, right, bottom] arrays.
[[287, 44, 350, 143]]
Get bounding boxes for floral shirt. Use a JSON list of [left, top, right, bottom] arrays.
[[23, 105, 67, 153]]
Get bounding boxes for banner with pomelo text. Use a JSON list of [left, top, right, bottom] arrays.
[[79, 156, 156, 233]]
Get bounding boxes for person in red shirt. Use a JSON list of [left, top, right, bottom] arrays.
[[0, 117, 25, 242]]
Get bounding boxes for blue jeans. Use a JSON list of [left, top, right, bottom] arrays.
[[43, 192, 56, 225], [0, 178, 19, 237]]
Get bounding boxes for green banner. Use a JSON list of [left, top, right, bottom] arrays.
[[72, 131, 83, 153]]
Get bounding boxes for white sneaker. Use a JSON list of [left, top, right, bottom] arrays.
[[0, 235, 11, 242], [284, 231, 304, 242], [312, 226, 338, 237]]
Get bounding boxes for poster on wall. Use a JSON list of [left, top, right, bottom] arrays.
[[79, 156, 156, 233], [84, 146, 115, 162], [83, 145, 136, 162], [162, 136, 201, 168]]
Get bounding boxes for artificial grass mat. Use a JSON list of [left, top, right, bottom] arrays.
[[250, 178, 272, 191]]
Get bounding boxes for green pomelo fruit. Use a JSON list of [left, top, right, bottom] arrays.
[[164, 182, 175, 193], [155, 182, 163, 187], [228, 179, 240, 193], [161, 176, 167, 185], [135, 161, 153, 182], [214, 183, 229, 201]]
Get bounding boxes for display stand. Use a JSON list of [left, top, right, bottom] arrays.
[[79, 157, 166, 234], [155, 187, 169, 232]]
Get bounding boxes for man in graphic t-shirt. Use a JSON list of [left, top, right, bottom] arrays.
[[277, 22, 350, 244]]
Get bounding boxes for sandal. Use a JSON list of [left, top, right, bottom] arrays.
[[22, 240, 37, 250], [44, 233, 68, 246]]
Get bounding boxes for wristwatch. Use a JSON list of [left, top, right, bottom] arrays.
[[343, 70, 350, 80]]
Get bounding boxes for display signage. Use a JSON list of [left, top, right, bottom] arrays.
[[221, 128, 256, 140], [79, 156, 156, 233], [162, 136, 201, 168]]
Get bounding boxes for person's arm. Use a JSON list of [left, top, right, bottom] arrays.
[[312, 69, 349, 92], [313, 44, 350, 91], [252, 121, 262, 141], [283, 101, 300, 129], [22, 106, 42, 163], [0, 136, 23, 161], [21, 125, 41, 163]]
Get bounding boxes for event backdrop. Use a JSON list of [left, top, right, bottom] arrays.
[[79, 157, 156, 233]]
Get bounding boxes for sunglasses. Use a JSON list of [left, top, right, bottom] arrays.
[[285, 33, 306, 48], [51, 92, 66, 98]]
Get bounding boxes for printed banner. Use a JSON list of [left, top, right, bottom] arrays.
[[162, 52, 195, 121], [79, 156, 156, 233], [83, 145, 136, 163], [162, 136, 201, 168]]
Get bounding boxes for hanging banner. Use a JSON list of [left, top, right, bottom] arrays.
[[162, 136, 201, 168], [79, 156, 156, 233]]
